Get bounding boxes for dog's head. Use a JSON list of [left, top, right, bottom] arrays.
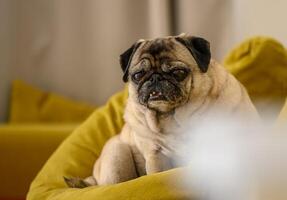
[[120, 34, 211, 113]]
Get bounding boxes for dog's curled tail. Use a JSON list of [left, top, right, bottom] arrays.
[[64, 176, 97, 188]]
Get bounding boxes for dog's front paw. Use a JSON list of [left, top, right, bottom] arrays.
[[63, 176, 90, 188]]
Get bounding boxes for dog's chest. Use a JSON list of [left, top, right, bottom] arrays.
[[135, 115, 185, 155]]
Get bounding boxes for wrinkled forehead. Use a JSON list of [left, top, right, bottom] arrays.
[[141, 38, 175, 57], [131, 37, 195, 66]]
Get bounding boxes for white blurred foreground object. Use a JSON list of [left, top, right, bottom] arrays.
[[179, 116, 287, 200]]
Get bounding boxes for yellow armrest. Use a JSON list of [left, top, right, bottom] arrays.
[[0, 124, 77, 198]]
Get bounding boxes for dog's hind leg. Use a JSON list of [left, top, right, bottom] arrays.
[[64, 176, 96, 188], [94, 136, 138, 185]]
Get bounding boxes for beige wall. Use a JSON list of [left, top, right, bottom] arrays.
[[0, 0, 171, 122], [0, 0, 17, 121], [10, 0, 150, 104], [176, 0, 287, 60], [233, 0, 287, 46], [176, 0, 236, 60]]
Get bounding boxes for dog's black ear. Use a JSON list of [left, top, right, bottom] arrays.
[[176, 35, 211, 73], [120, 42, 142, 82]]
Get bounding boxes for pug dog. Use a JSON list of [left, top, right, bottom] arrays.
[[65, 33, 259, 188]]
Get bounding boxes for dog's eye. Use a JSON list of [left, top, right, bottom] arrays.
[[172, 69, 188, 81], [132, 71, 146, 82]]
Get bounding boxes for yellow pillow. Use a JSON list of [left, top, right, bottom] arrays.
[[9, 80, 96, 123], [224, 37, 287, 119]]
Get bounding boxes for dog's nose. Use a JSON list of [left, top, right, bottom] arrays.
[[150, 73, 163, 83]]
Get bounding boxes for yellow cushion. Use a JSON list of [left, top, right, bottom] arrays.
[[27, 89, 194, 200], [9, 80, 96, 123], [224, 37, 287, 118]]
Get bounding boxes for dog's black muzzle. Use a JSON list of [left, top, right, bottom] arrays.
[[138, 73, 181, 105]]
